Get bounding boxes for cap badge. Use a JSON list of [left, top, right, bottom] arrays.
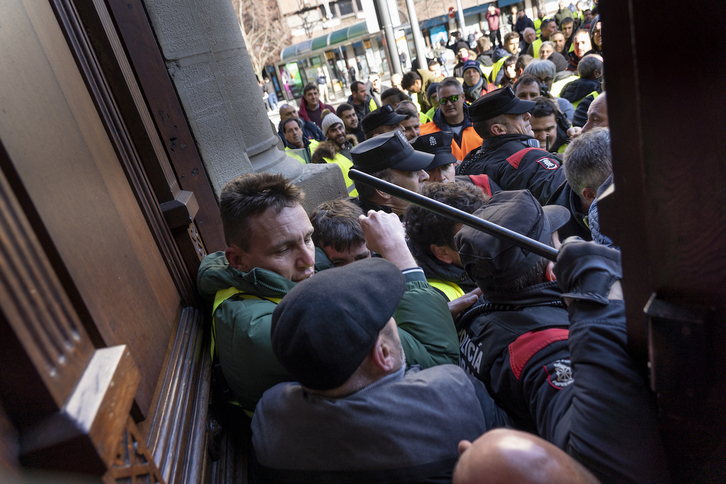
[[429, 137, 437, 146]]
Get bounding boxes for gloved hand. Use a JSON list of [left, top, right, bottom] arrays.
[[554, 237, 622, 305]]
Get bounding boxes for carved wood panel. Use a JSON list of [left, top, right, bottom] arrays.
[[104, 417, 164, 484], [0, 0, 181, 416]]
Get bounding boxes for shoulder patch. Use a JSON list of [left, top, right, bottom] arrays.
[[506, 147, 541, 169], [536, 157, 560, 170], [544, 358, 574, 389], [508, 328, 569, 379]]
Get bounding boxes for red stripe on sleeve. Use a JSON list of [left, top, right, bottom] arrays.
[[508, 328, 569, 379]]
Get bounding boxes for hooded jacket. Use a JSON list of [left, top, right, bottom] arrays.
[[559, 77, 602, 105], [298, 99, 335, 127]]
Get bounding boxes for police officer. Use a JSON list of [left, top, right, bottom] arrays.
[[457, 87, 566, 206]]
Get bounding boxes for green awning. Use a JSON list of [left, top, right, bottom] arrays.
[[280, 22, 369, 62]]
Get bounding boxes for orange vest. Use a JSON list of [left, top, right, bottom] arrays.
[[420, 121, 483, 161]]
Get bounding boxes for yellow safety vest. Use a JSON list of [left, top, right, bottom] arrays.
[[427, 279, 465, 302], [324, 152, 358, 197], [285, 139, 320, 164], [532, 38, 543, 58], [489, 56, 507, 85], [571, 90, 600, 110]]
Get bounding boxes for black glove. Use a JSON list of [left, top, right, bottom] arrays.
[[555, 237, 622, 305]]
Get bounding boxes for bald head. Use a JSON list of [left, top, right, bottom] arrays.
[[582, 93, 608, 133], [453, 429, 600, 484]]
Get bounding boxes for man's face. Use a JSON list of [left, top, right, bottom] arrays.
[[231, 204, 315, 282], [558, 1, 564, 9], [516, 82, 541, 101], [458, 48, 469, 62], [464, 68, 481, 86], [592, 22, 602, 49], [323, 242, 371, 267], [541, 21, 555, 40], [280, 106, 298, 121], [501, 112, 533, 136], [539, 44, 554, 60], [573, 32, 592, 58], [505, 36, 519, 55], [583, 10, 593, 22], [353, 83, 368, 103], [552, 33, 566, 53], [400, 117, 421, 142], [439, 85, 464, 124], [429, 63, 441, 76], [530, 114, 558, 149], [412, 79, 423, 93], [561, 22, 573, 39], [371, 76, 381, 90], [284, 121, 304, 147], [389, 168, 429, 194], [327, 123, 347, 146], [538, 10, 544, 19], [340, 108, 358, 130], [426, 163, 455, 183], [391, 73, 403, 89], [524, 29, 537, 44], [582, 96, 608, 133], [304, 88, 319, 107], [518, 10, 524, 19]]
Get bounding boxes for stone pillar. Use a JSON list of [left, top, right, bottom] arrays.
[[142, 0, 346, 210]]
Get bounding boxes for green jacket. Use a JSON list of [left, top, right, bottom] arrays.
[[198, 252, 459, 411]]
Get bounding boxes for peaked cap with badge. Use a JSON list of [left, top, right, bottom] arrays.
[[411, 131, 458, 171], [351, 130, 434, 173]]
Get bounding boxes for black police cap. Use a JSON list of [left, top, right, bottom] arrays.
[[411, 132, 458, 171], [351, 130, 433, 173], [469, 87, 537, 123]]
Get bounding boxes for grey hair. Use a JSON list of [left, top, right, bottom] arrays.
[[577, 55, 603, 79], [541, 41, 556, 52], [437, 77, 464, 97], [523, 59, 557, 80], [563, 127, 613, 199]]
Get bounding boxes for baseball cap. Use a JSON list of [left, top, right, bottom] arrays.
[[455, 190, 570, 289]]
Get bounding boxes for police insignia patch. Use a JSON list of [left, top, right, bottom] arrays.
[[545, 359, 574, 389], [536, 157, 560, 170]]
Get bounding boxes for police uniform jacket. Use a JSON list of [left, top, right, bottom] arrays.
[[457, 133, 566, 206]]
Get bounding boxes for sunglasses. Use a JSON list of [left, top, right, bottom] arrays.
[[439, 94, 461, 105]]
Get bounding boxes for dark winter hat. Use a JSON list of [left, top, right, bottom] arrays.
[[469, 87, 536, 122], [270, 258, 405, 391], [351, 130, 434, 173], [412, 131, 458, 171], [427, 82, 441, 100], [455, 190, 570, 289], [361, 104, 407, 135], [462, 60, 482, 74]]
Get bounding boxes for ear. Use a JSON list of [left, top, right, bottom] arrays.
[[375, 188, 392, 201], [430, 244, 454, 264], [458, 440, 473, 456], [225, 245, 248, 273], [369, 334, 397, 372], [545, 261, 556, 282], [491, 123, 508, 136], [581, 187, 597, 204]]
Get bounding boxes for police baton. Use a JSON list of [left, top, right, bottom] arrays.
[[348, 169, 559, 261]]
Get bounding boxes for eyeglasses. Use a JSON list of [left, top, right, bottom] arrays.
[[439, 94, 461, 105]]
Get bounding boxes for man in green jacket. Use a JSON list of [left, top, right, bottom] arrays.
[[197, 172, 459, 411]]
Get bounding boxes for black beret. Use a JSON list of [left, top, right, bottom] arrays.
[[271, 258, 405, 391], [455, 190, 570, 289]]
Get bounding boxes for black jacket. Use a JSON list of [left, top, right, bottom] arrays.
[[457, 134, 566, 206], [559, 77, 602, 104], [545, 181, 592, 240]]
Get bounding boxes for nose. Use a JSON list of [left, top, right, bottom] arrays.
[[419, 170, 430, 183], [299, 245, 315, 268], [523, 112, 531, 121]]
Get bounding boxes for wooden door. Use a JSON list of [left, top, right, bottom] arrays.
[[0, 0, 222, 481]]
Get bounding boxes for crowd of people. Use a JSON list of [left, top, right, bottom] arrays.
[[198, 1, 670, 482]]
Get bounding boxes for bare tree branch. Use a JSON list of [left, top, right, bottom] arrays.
[[232, 0, 290, 79]]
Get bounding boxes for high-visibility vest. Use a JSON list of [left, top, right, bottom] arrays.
[[489, 56, 507, 85], [534, 18, 542, 36], [323, 152, 358, 197], [532, 38, 543, 58], [571, 89, 600, 110], [285, 139, 320, 164], [427, 279, 465, 302], [550, 75, 579, 97]]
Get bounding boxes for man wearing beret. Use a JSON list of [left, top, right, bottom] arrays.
[[251, 258, 509, 482], [454, 189, 669, 482], [350, 130, 430, 216], [197, 172, 458, 412], [457, 87, 566, 206]]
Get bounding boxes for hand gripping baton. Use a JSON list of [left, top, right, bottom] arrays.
[[348, 169, 559, 261]]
